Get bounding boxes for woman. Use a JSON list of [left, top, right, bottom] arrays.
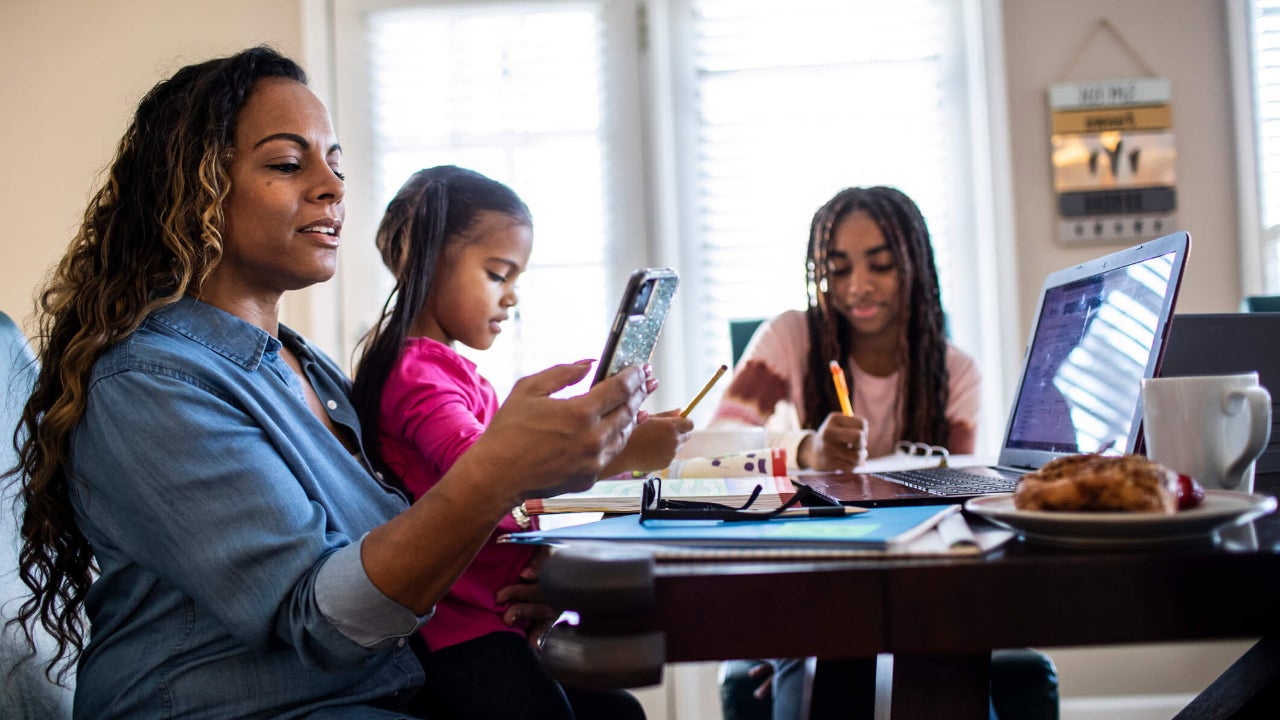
[[8, 46, 650, 719]]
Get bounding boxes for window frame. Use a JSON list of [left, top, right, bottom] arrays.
[[1229, 0, 1269, 300]]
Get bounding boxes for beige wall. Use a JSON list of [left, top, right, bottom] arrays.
[[0, 0, 302, 332], [1002, 0, 1253, 706], [1002, 0, 1242, 346]]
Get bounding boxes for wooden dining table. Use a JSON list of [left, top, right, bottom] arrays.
[[537, 470, 1280, 719]]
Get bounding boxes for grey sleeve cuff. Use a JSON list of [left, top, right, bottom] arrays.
[[315, 537, 432, 649]]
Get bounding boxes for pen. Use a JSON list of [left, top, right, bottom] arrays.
[[774, 505, 867, 518], [829, 360, 853, 416], [681, 363, 729, 418]]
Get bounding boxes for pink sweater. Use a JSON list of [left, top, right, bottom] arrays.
[[711, 310, 980, 458], [378, 336, 537, 650]]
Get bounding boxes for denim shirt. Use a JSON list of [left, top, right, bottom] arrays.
[[69, 297, 427, 719]]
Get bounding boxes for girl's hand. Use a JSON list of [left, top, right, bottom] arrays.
[[599, 409, 694, 478], [496, 547, 558, 650], [748, 661, 776, 699], [798, 412, 868, 470]]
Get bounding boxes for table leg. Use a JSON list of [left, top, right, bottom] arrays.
[[810, 657, 877, 720], [1173, 635, 1280, 719], [890, 653, 990, 720]]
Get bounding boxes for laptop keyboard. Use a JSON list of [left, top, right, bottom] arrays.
[[874, 467, 1022, 496]]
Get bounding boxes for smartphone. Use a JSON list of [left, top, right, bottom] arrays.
[[592, 268, 680, 385]]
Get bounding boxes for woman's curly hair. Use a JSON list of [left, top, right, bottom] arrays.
[[4, 45, 307, 681]]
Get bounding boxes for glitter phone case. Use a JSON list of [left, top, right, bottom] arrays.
[[592, 268, 679, 385]]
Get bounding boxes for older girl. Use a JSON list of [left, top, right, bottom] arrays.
[[711, 185, 979, 469]]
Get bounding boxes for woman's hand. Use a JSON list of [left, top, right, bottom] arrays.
[[797, 411, 868, 470], [467, 361, 652, 505], [365, 362, 649, 614], [497, 548, 559, 650], [599, 409, 694, 478]]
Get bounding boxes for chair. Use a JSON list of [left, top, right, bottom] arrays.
[[1, 311, 74, 718], [1242, 295, 1280, 312], [729, 318, 765, 367], [719, 650, 1059, 719]]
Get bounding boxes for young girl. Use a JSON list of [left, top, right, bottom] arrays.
[[351, 165, 690, 720], [710, 185, 980, 471]]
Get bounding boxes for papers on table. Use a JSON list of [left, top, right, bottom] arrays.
[[502, 503, 1013, 559], [521, 475, 794, 515]]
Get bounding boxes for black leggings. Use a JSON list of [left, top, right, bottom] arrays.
[[408, 631, 646, 720]]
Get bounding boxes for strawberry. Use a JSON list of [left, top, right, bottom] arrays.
[[1175, 474, 1205, 511]]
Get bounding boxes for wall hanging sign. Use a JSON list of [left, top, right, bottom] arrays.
[[1048, 20, 1176, 244]]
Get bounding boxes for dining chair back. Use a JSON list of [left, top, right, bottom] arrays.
[[1, 311, 74, 718]]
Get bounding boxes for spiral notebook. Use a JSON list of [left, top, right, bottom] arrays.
[[815, 232, 1190, 507]]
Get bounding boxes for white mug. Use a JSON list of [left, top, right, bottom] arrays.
[[1141, 373, 1272, 493]]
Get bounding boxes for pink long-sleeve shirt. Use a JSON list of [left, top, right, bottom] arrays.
[[378, 336, 537, 651]]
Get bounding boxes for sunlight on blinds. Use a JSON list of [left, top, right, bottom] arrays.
[[1254, 0, 1280, 290], [687, 0, 958, 385], [366, 3, 612, 399]]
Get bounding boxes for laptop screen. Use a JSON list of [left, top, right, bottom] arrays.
[[1004, 245, 1183, 456]]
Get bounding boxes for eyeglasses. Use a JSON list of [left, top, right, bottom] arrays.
[[638, 476, 842, 523]]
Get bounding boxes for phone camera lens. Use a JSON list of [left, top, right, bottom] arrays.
[[630, 281, 654, 315]]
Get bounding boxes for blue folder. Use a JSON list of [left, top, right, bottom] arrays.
[[502, 504, 956, 550]]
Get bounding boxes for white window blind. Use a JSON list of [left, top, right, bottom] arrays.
[[1249, 0, 1280, 292], [671, 0, 980, 418], [335, 0, 630, 400], [331, 0, 1005, 444]]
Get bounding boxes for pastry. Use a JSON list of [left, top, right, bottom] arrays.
[[1013, 453, 1193, 513]]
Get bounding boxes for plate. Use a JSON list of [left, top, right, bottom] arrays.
[[964, 491, 1278, 548]]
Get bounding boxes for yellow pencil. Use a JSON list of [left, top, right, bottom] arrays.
[[829, 360, 853, 416], [681, 363, 729, 417]]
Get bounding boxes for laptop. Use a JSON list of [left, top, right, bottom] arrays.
[[1160, 312, 1280, 474], [799, 231, 1192, 507]]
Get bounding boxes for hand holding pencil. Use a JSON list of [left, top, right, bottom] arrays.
[[600, 363, 725, 477], [797, 361, 868, 471], [600, 407, 695, 478], [829, 360, 853, 416]]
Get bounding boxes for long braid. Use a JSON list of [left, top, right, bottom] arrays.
[[801, 187, 951, 447], [8, 46, 307, 680], [803, 194, 852, 429]]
